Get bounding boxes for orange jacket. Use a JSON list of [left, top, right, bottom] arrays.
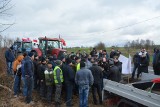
[[13, 55, 24, 72]]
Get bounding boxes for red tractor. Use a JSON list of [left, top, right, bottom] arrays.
[[32, 37, 66, 59]]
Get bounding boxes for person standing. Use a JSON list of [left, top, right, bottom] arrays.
[[44, 61, 54, 103], [63, 58, 75, 107], [33, 55, 39, 90], [13, 53, 24, 97], [153, 48, 160, 75], [132, 52, 140, 79], [54, 60, 63, 107], [154, 49, 160, 75], [5, 46, 15, 75], [137, 53, 149, 79], [89, 60, 103, 105], [110, 48, 116, 58], [75, 61, 94, 107], [38, 57, 47, 99], [21, 52, 34, 104]]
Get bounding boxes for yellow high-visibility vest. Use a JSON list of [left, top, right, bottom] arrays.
[[53, 66, 63, 83], [76, 63, 80, 72]]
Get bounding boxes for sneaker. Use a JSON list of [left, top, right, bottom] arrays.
[[27, 101, 34, 105], [14, 95, 18, 98]]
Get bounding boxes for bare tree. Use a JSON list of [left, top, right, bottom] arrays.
[[95, 42, 106, 50], [124, 39, 155, 50], [0, 0, 14, 32], [0, 35, 2, 48]]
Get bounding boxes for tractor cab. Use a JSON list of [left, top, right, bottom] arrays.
[[13, 41, 22, 53], [22, 41, 32, 53], [22, 38, 32, 53], [38, 37, 66, 58]]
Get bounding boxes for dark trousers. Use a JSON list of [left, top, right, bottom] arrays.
[[153, 65, 160, 75], [55, 84, 62, 104], [46, 85, 53, 103], [40, 81, 46, 98], [26, 77, 34, 103], [132, 64, 139, 79], [33, 74, 38, 89], [65, 84, 73, 106], [92, 83, 102, 104]]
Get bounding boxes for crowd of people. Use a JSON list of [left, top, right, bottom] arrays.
[[5, 46, 159, 107]]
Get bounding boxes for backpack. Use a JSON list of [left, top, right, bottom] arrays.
[[44, 69, 54, 85]]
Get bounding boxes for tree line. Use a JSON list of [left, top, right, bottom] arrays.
[[124, 39, 155, 50]]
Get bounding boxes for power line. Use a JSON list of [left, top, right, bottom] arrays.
[[109, 15, 160, 32], [73, 15, 160, 36]]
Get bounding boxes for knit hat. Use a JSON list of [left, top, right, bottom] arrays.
[[66, 58, 72, 64], [80, 61, 85, 68], [59, 56, 65, 61], [28, 52, 34, 57], [75, 56, 80, 61], [56, 60, 62, 66], [108, 58, 114, 65], [41, 57, 46, 62]]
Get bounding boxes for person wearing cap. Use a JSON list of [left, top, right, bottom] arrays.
[[5, 46, 15, 75], [53, 60, 63, 107], [38, 57, 47, 99], [63, 58, 75, 107], [75, 61, 94, 107], [89, 60, 103, 105], [21, 52, 34, 104]]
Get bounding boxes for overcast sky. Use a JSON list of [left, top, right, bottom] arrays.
[[1, 0, 160, 47]]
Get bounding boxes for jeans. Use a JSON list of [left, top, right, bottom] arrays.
[[13, 75, 21, 95], [132, 64, 139, 79], [79, 85, 89, 107], [65, 84, 73, 106], [22, 77, 27, 96], [26, 77, 34, 103], [46, 85, 53, 103], [6, 61, 13, 75], [92, 83, 102, 104]]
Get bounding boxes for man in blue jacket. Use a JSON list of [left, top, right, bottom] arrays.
[[5, 46, 15, 75], [21, 52, 34, 104]]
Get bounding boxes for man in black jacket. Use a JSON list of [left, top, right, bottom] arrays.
[[63, 58, 75, 107], [38, 57, 47, 98], [90, 60, 103, 105], [132, 52, 139, 79], [108, 58, 121, 82]]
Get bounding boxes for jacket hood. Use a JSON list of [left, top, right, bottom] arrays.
[[17, 55, 24, 62]]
